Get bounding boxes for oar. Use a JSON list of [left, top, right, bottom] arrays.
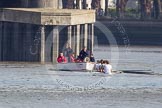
[[119, 70, 162, 76]]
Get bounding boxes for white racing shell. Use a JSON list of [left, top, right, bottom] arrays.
[[56, 62, 95, 71]]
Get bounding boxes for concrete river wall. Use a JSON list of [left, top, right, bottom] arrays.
[[95, 20, 162, 46]]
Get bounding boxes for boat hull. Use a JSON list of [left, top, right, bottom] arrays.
[[56, 62, 95, 71]]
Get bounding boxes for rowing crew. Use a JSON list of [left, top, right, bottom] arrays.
[[57, 46, 112, 74], [57, 46, 95, 63], [95, 59, 112, 75]]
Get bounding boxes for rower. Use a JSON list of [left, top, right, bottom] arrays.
[[57, 53, 67, 63], [78, 46, 89, 62]]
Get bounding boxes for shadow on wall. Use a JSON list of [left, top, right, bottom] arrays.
[[0, 0, 21, 8]]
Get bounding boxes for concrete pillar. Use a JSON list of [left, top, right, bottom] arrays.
[[100, 0, 105, 10], [87, 24, 90, 52], [21, 0, 59, 8], [87, 0, 92, 9], [52, 26, 59, 64], [18, 23, 25, 61], [84, 24, 88, 48], [26, 24, 32, 61], [2, 22, 8, 61], [40, 26, 45, 64], [58, 0, 63, 9], [13, 23, 19, 61], [91, 23, 94, 53], [0, 22, 2, 61], [67, 26, 72, 47], [76, 25, 80, 55], [76, 0, 82, 9], [80, 25, 84, 50], [87, 24, 93, 54], [79, 0, 82, 9], [71, 26, 76, 54]]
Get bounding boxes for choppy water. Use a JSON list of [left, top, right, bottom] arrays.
[[0, 46, 162, 108], [0, 46, 162, 90], [94, 46, 162, 74]]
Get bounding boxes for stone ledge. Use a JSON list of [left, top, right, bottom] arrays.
[[0, 8, 96, 25]]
